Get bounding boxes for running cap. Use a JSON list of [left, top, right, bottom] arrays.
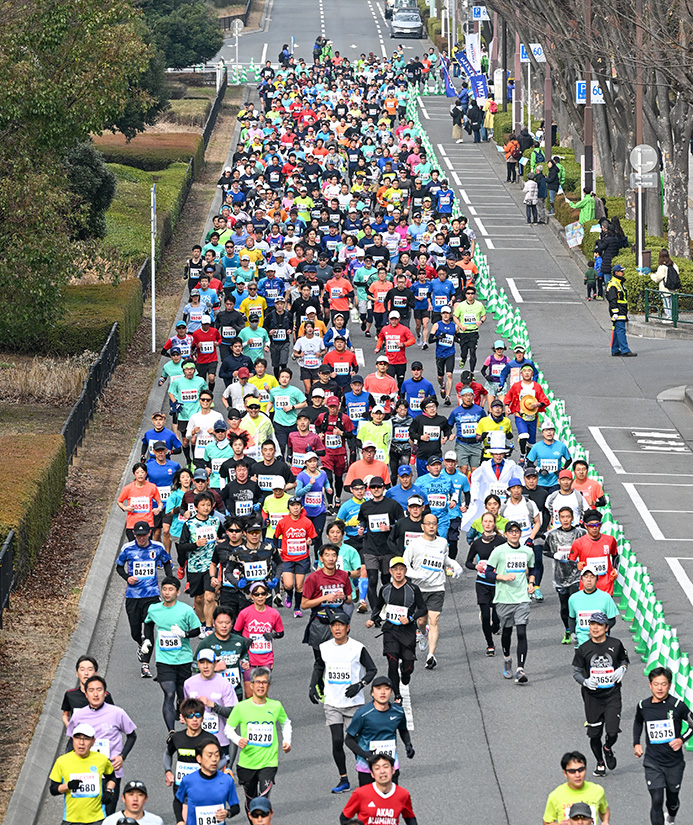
[[350, 374, 364, 383], [398, 465, 412, 476], [123, 780, 148, 795], [193, 469, 208, 480], [249, 798, 273, 815], [506, 477, 523, 488], [350, 478, 366, 487], [440, 305, 452, 313], [443, 450, 457, 461], [388, 310, 400, 318], [152, 440, 167, 450], [504, 521, 522, 532], [540, 419, 555, 430], [303, 451, 319, 461], [329, 611, 351, 625], [489, 398, 504, 408], [523, 465, 538, 477], [411, 361, 423, 369], [513, 344, 526, 352], [376, 354, 389, 363], [237, 367, 251, 378], [312, 388, 325, 397], [389, 557, 407, 569], [558, 469, 573, 479], [589, 612, 609, 625], [72, 723, 96, 738], [407, 494, 425, 506], [567, 803, 592, 819], [201, 315, 212, 324], [176, 320, 187, 328], [318, 364, 332, 373], [362, 441, 377, 449], [369, 476, 385, 487], [213, 421, 228, 432], [581, 564, 600, 577], [493, 339, 506, 348], [426, 455, 442, 465], [132, 521, 151, 535], [371, 676, 394, 687], [326, 395, 340, 406], [197, 649, 216, 662], [271, 478, 286, 489], [372, 405, 385, 413]]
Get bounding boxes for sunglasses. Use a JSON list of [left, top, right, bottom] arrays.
[[249, 814, 269, 819], [586, 522, 601, 527], [228, 528, 243, 533], [252, 591, 268, 597], [185, 712, 203, 719], [565, 767, 586, 774]]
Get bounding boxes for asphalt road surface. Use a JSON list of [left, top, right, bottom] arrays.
[[35, 5, 693, 825]]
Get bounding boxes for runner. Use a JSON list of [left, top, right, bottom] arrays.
[[358, 476, 404, 609], [315, 396, 356, 509], [569, 510, 619, 596], [196, 605, 251, 703], [168, 361, 208, 467], [546, 470, 590, 530], [117, 463, 163, 541], [542, 751, 610, 825], [428, 305, 461, 404], [452, 285, 485, 371], [634, 666, 693, 825], [569, 567, 619, 647], [308, 611, 377, 794], [408, 397, 452, 477], [286, 411, 325, 475], [573, 613, 629, 776], [503, 364, 551, 462], [401, 361, 436, 418], [61, 656, 114, 727], [448, 386, 485, 476], [192, 315, 222, 392], [102, 779, 163, 825], [465, 511, 506, 655], [374, 311, 416, 389], [184, 649, 237, 759], [175, 739, 241, 825], [234, 582, 285, 686], [527, 420, 572, 492], [480, 340, 509, 403], [340, 754, 417, 825], [441, 450, 470, 559], [274, 496, 317, 617], [363, 356, 399, 417], [544, 507, 586, 643], [268, 367, 307, 457]]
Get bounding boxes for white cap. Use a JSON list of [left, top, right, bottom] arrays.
[[312, 388, 325, 396], [224, 166, 232, 173], [306, 306, 317, 314], [362, 440, 377, 449], [304, 451, 318, 461], [271, 477, 286, 489], [372, 405, 385, 413], [540, 419, 555, 431], [389, 310, 400, 318], [441, 305, 452, 313], [201, 315, 212, 324], [489, 430, 507, 452], [376, 354, 389, 363], [355, 248, 365, 256], [444, 450, 458, 461], [72, 723, 96, 738]]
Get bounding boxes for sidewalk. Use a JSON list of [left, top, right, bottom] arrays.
[[420, 94, 693, 655]]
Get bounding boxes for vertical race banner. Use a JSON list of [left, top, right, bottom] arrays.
[[470, 73, 489, 100], [442, 57, 457, 97], [453, 48, 475, 79], [466, 33, 481, 74]]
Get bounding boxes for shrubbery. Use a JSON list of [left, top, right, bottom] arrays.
[[93, 132, 204, 172]]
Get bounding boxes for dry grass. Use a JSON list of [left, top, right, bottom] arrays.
[[0, 353, 97, 404], [162, 98, 212, 128]]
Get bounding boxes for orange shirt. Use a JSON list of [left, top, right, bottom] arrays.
[[344, 458, 392, 489], [117, 481, 161, 529], [325, 277, 353, 312], [368, 280, 393, 313], [572, 477, 605, 507]]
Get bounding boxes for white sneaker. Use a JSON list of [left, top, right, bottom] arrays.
[[665, 815, 676, 825], [416, 629, 428, 651]]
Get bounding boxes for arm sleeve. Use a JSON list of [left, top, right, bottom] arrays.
[[633, 704, 644, 746], [484, 564, 498, 583], [345, 732, 372, 760], [280, 718, 292, 746], [121, 731, 137, 760], [49, 780, 62, 796], [572, 665, 587, 686], [116, 565, 129, 582], [359, 647, 378, 684], [310, 650, 326, 689]]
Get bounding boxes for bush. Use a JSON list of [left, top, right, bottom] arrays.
[[162, 97, 212, 128], [427, 17, 441, 41], [0, 434, 68, 581], [93, 132, 204, 172]]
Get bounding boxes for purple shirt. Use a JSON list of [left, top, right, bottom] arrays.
[[183, 673, 237, 746], [67, 703, 136, 778]]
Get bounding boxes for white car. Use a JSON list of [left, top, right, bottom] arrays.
[[390, 9, 424, 37]]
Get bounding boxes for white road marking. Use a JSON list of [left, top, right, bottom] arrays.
[[451, 172, 462, 186], [622, 483, 668, 541], [469, 206, 477, 215], [506, 278, 523, 303], [474, 218, 488, 236], [486, 239, 495, 249], [261, 42, 267, 63], [418, 98, 429, 119], [632, 430, 679, 438], [666, 558, 693, 606], [355, 348, 365, 368], [459, 188, 471, 204], [437, 143, 447, 156], [444, 157, 454, 170], [589, 426, 626, 474]]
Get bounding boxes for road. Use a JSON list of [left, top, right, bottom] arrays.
[[34, 5, 693, 825]]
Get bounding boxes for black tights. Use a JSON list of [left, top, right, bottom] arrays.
[[159, 679, 184, 732], [501, 624, 527, 667], [329, 724, 347, 775], [386, 653, 415, 696], [649, 786, 680, 825], [367, 569, 390, 610], [324, 469, 343, 506], [558, 584, 579, 630], [479, 603, 499, 647], [589, 731, 618, 765]]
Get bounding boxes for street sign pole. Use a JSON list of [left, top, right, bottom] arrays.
[[630, 144, 657, 272], [150, 184, 157, 353], [527, 60, 531, 130]]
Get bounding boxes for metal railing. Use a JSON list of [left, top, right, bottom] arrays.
[[61, 323, 119, 463], [202, 70, 227, 148], [0, 530, 14, 628], [644, 288, 693, 328]]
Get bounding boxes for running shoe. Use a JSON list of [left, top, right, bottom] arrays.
[[293, 609, 303, 618], [593, 763, 606, 777], [331, 778, 351, 794], [561, 631, 572, 645], [357, 601, 368, 614], [603, 747, 617, 771], [176, 566, 185, 580], [416, 629, 428, 651], [444, 395, 451, 406], [425, 653, 437, 669], [140, 663, 152, 678], [665, 815, 676, 825], [502, 656, 513, 679], [365, 330, 371, 337], [534, 587, 544, 601], [459, 359, 465, 368], [284, 596, 292, 609], [486, 646, 495, 657], [514, 667, 528, 684], [421, 342, 428, 350]]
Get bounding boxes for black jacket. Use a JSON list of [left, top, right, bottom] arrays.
[[546, 165, 560, 192], [518, 129, 534, 152], [596, 233, 629, 274]]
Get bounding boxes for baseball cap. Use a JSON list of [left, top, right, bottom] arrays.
[[193, 469, 208, 480], [558, 469, 573, 480], [326, 395, 340, 406], [493, 339, 506, 349], [190, 288, 200, 296], [427, 455, 442, 465], [507, 477, 523, 488], [460, 370, 473, 383], [312, 388, 325, 397], [388, 310, 400, 318], [249, 798, 273, 815], [369, 476, 385, 487], [440, 305, 452, 313], [306, 305, 318, 314], [504, 521, 522, 532], [72, 722, 96, 738], [398, 465, 412, 476], [411, 361, 423, 370], [362, 440, 377, 449], [490, 398, 504, 408], [201, 315, 212, 324], [612, 264, 624, 272], [303, 451, 318, 461], [350, 478, 366, 488], [523, 465, 538, 477], [176, 320, 187, 328], [376, 354, 389, 363], [132, 521, 151, 536], [389, 556, 407, 569], [372, 405, 385, 414], [371, 676, 394, 688], [152, 440, 167, 451], [271, 478, 286, 489], [123, 780, 148, 795], [169, 348, 181, 355], [407, 494, 425, 506], [213, 421, 227, 432], [329, 611, 351, 625], [567, 803, 592, 820], [589, 612, 609, 625], [318, 364, 332, 374], [237, 367, 250, 379], [513, 344, 526, 352], [444, 450, 457, 461], [581, 564, 599, 577], [540, 420, 555, 430], [350, 374, 364, 384], [288, 496, 302, 505], [197, 649, 216, 662]]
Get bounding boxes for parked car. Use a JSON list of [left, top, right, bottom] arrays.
[[390, 9, 424, 37]]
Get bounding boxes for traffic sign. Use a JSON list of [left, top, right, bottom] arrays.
[[472, 5, 489, 19], [575, 80, 610, 104], [630, 144, 657, 173], [520, 43, 546, 63], [231, 18, 243, 36], [630, 171, 659, 189]]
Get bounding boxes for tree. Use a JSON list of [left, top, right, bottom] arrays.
[[143, 0, 224, 69], [63, 143, 117, 240]]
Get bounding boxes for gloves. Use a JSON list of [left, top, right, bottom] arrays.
[[170, 624, 186, 638], [102, 787, 115, 805], [524, 538, 534, 547], [405, 743, 415, 759], [451, 566, 463, 580], [614, 666, 627, 683], [540, 468, 548, 476], [345, 682, 364, 699], [236, 578, 248, 589], [267, 578, 278, 589], [67, 779, 83, 792], [309, 684, 321, 705], [140, 639, 152, 655], [262, 632, 274, 641], [583, 676, 599, 690]]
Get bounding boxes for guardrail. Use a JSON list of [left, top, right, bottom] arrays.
[[61, 323, 119, 464], [220, 0, 253, 29], [644, 288, 693, 328], [0, 530, 14, 628]]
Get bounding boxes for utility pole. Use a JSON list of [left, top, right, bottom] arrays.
[[634, 0, 644, 260], [502, 19, 507, 112], [584, 0, 593, 191], [514, 29, 522, 133]]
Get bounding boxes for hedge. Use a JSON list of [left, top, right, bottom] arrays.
[[93, 132, 204, 172], [162, 98, 212, 128], [0, 434, 68, 581]]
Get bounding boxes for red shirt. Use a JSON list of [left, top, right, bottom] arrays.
[[342, 783, 415, 825], [117, 481, 161, 529], [363, 372, 399, 414], [234, 604, 284, 666], [324, 349, 358, 381], [376, 324, 416, 365], [192, 327, 222, 363], [164, 333, 194, 359], [456, 380, 488, 407], [369, 281, 393, 314], [275, 514, 317, 561], [325, 277, 353, 311], [315, 412, 355, 455], [302, 568, 351, 609], [287, 431, 325, 475], [569, 533, 618, 594]]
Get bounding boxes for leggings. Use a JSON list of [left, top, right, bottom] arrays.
[[236, 765, 277, 815], [311, 512, 327, 557], [532, 542, 545, 586], [479, 603, 499, 647], [501, 624, 527, 667], [649, 786, 680, 825], [458, 331, 479, 372], [367, 569, 390, 610], [157, 664, 190, 731], [590, 731, 618, 765], [557, 583, 579, 629], [386, 652, 415, 697], [324, 469, 343, 507], [330, 724, 347, 775]]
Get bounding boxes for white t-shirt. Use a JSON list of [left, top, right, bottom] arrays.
[[103, 812, 164, 825], [186, 410, 225, 459]]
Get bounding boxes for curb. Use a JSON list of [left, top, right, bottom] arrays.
[[4, 89, 249, 825], [686, 387, 693, 414]]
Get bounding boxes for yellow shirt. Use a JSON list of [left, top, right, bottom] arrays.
[[476, 415, 513, 458], [239, 295, 267, 327], [262, 492, 291, 539], [49, 749, 114, 824], [249, 373, 279, 412], [243, 247, 265, 267]]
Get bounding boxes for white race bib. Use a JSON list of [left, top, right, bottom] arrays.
[[540, 459, 559, 472], [423, 425, 440, 441], [460, 422, 477, 437], [291, 452, 306, 468], [490, 362, 503, 377], [93, 738, 111, 759], [274, 395, 290, 409], [647, 719, 675, 744], [303, 355, 319, 368], [590, 667, 615, 688], [202, 710, 219, 734], [409, 396, 422, 411], [196, 804, 221, 825], [244, 560, 268, 581], [589, 556, 609, 576], [130, 496, 150, 513], [326, 434, 342, 449], [286, 538, 307, 557], [305, 491, 323, 507], [273, 327, 287, 341], [258, 474, 275, 491], [368, 513, 390, 531], [427, 493, 447, 509], [180, 389, 198, 403], [463, 313, 477, 325], [404, 531, 421, 548], [334, 362, 350, 375], [250, 635, 272, 654], [159, 486, 172, 501], [132, 560, 156, 578], [198, 341, 215, 354], [384, 604, 408, 625], [222, 326, 235, 339], [577, 611, 594, 629], [421, 552, 444, 572], [235, 500, 253, 516], [246, 721, 274, 747], [69, 772, 100, 798], [326, 665, 351, 684], [175, 761, 199, 785], [386, 339, 400, 352], [158, 630, 182, 650], [370, 738, 397, 759], [505, 552, 527, 573]]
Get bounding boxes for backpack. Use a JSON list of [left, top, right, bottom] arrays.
[[533, 148, 545, 163], [665, 262, 681, 291], [278, 51, 285, 63], [510, 143, 522, 160], [489, 101, 497, 114]]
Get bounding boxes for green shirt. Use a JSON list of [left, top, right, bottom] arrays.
[[171, 375, 208, 419], [453, 299, 485, 331], [145, 600, 201, 665], [162, 360, 184, 387], [353, 266, 377, 301], [542, 781, 608, 824], [568, 588, 619, 646], [238, 327, 270, 362], [195, 631, 251, 701], [269, 385, 306, 427], [204, 440, 234, 488], [336, 542, 362, 599], [226, 697, 288, 769], [487, 542, 535, 604]]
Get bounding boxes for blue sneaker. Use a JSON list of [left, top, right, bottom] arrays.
[[331, 778, 351, 794]]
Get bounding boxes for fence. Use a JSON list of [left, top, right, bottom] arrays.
[[644, 288, 693, 328], [0, 530, 14, 628], [220, 0, 253, 29], [61, 323, 119, 464]]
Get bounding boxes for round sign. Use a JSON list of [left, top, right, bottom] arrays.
[[231, 18, 243, 36], [630, 144, 657, 173]]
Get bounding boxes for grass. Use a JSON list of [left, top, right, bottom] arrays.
[[0, 403, 73, 434], [185, 86, 216, 99], [0, 354, 96, 404], [93, 131, 204, 171], [162, 97, 212, 128], [103, 162, 191, 262]]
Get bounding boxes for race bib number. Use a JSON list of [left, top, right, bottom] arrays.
[[175, 761, 199, 785], [490, 362, 503, 377], [286, 538, 307, 557], [488, 483, 507, 499], [248, 337, 263, 350], [266, 288, 279, 300], [258, 388, 270, 403], [303, 355, 319, 368], [370, 738, 397, 759], [348, 403, 366, 419], [244, 560, 268, 581], [423, 425, 440, 441], [463, 314, 477, 325], [132, 560, 156, 578], [589, 556, 609, 576], [576, 611, 594, 629], [368, 513, 390, 531], [409, 396, 422, 411], [269, 513, 283, 530], [159, 486, 172, 502], [131, 496, 150, 513], [460, 422, 477, 437], [326, 434, 342, 449], [291, 452, 306, 468], [235, 500, 253, 516], [434, 295, 446, 307], [158, 630, 182, 650], [384, 604, 408, 625], [93, 738, 110, 759], [246, 721, 274, 747], [439, 334, 454, 348], [181, 389, 198, 403], [647, 719, 675, 744], [202, 710, 219, 734], [404, 531, 420, 548], [326, 665, 351, 684], [272, 329, 287, 341], [333, 362, 350, 375], [222, 326, 235, 339], [221, 668, 241, 687], [427, 493, 447, 509], [195, 524, 217, 544], [211, 459, 224, 474], [394, 426, 409, 441], [505, 553, 527, 573], [590, 667, 615, 688], [250, 635, 272, 654], [198, 341, 215, 354], [421, 553, 444, 571], [386, 339, 400, 352], [375, 448, 386, 462], [540, 459, 559, 472], [274, 394, 291, 410], [258, 475, 275, 491], [305, 492, 323, 507], [196, 804, 221, 825], [69, 773, 100, 798], [330, 287, 342, 298]]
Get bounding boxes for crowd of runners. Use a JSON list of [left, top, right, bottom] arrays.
[[48, 39, 689, 825]]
